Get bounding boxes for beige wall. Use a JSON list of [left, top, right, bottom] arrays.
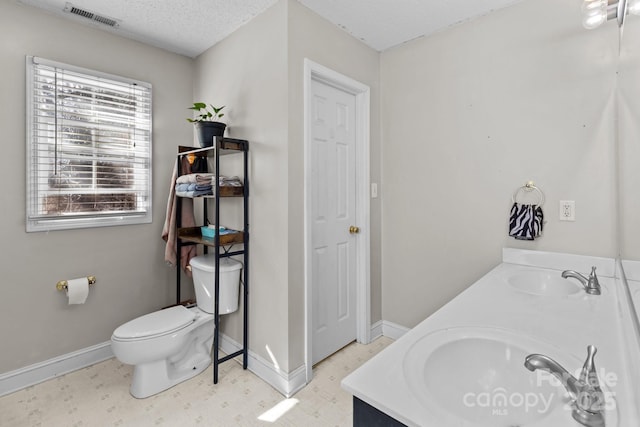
[[192, 0, 381, 372], [4, 0, 636, 382], [0, 1, 194, 372], [380, 0, 620, 327], [194, 1, 291, 370], [619, 18, 640, 260], [286, 0, 381, 369], [1, 0, 378, 379]]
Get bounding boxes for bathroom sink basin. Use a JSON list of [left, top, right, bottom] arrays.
[[403, 327, 577, 427], [508, 270, 582, 296]]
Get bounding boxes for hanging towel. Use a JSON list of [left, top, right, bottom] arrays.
[[162, 157, 198, 276], [509, 203, 544, 240]]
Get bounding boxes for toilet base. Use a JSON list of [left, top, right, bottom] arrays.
[[126, 312, 215, 399], [130, 348, 212, 398]]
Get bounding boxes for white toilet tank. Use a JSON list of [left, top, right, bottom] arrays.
[[189, 255, 242, 315]]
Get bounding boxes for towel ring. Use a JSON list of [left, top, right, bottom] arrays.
[[512, 181, 545, 206]]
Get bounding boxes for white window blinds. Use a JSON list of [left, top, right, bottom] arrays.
[[26, 56, 152, 232]]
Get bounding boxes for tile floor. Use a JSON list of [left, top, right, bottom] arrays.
[[0, 337, 393, 427]]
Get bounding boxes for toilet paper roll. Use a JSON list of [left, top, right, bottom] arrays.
[[66, 277, 89, 305]]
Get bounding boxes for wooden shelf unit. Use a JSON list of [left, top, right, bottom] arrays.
[[177, 227, 245, 247], [175, 136, 249, 384]]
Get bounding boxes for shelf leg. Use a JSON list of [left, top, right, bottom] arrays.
[[213, 316, 219, 383]]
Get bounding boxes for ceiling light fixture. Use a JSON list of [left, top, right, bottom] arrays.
[[582, 0, 640, 29]]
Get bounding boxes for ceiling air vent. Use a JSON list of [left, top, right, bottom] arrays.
[[63, 2, 120, 28]]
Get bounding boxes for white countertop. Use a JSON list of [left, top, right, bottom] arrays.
[[342, 249, 639, 426]]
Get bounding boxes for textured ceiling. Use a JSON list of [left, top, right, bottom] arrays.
[[18, 0, 279, 57], [18, 0, 526, 57], [300, 0, 525, 51]]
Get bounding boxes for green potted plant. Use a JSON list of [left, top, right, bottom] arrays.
[[187, 102, 226, 147]]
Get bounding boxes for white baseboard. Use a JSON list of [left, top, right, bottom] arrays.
[[218, 321, 406, 398], [370, 320, 384, 341], [0, 322, 410, 399], [0, 342, 113, 397], [381, 320, 410, 340], [0, 334, 307, 400], [218, 333, 307, 398]]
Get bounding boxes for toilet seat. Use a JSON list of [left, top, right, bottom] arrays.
[[112, 305, 196, 340]]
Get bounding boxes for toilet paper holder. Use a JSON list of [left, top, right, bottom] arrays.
[[56, 276, 97, 291]]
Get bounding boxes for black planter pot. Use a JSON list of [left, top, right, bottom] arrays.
[[194, 121, 227, 147]]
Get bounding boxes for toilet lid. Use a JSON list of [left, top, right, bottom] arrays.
[[112, 305, 196, 339]]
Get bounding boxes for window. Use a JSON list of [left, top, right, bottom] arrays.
[[26, 56, 152, 232]]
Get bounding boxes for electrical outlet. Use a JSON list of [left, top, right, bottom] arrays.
[[559, 200, 575, 221]]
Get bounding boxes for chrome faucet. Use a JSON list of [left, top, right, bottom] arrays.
[[524, 345, 605, 427], [562, 266, 601, 295]]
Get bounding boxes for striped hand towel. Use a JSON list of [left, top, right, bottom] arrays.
[[509, 203, 544, 240]]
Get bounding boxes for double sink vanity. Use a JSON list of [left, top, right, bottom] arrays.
[[342, 249, 640, 427]]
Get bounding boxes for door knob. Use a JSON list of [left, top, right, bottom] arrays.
[[349, 226, 360, 234]]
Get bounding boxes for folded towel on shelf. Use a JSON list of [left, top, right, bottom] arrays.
[[175, 183, 197, 192], [174, 182, 215, 192], [196, 175, 213, 185], [509, 203, 544, 240], [174, 182, 214, 197], [220, 176, 243, 186], [176, 173, 243, 188], [176, 173, 215, 185]]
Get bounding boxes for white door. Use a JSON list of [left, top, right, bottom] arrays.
[[310, 78, 358, 364]]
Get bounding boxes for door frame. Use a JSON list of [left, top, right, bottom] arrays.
[[303, 58, 371, 383]]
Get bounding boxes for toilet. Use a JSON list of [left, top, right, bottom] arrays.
[[111, 256, 242, 398]]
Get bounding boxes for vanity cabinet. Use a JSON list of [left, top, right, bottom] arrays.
[[354, 397, 407, 426], [174, 136, 249, 383]]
